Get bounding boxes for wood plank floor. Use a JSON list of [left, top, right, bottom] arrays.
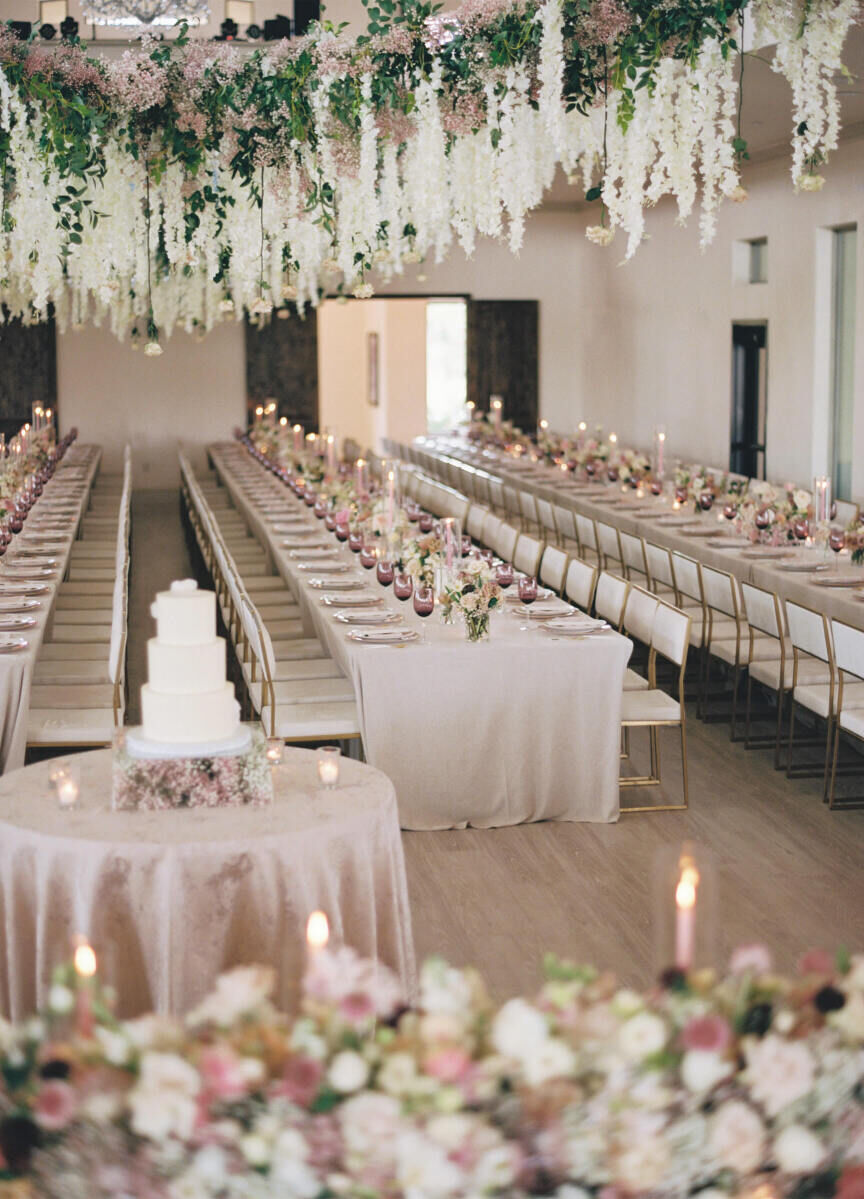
[[130, 490, 864, 1000]]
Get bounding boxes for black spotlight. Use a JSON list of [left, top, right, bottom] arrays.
[[246, 22, 262, 37], [293, 0, 319, 36], [263, 13, 292, 39], [59, 15, 78, 37], [39, 21, 57, 37], [217, 17, 238, 38], [8, 20, 32, 39]]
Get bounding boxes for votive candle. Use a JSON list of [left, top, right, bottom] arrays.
[[674, 860, 700, 970], [293, 424, 303, 454], [74, 938, 97, 1038], [317, 745, 341, 788], [306, 910, 329, 971]]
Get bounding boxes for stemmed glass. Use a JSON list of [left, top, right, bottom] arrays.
[[495, 563, 514, 589], [335, 521, 350, 543], [413, 585, 434, 643], [829, 528, 846, 570], [348, 530, 363, 552], [518, 575, 538, 631], [699, 491, 714, 512], [418, 513, 435, 533], [723, 502, 738, 523], [376, 558, 394, 587], [360, 544, 378, 570], [394, 572, 414, 601]]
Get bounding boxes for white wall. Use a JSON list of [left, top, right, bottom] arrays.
[[57, 322, 246, 487]]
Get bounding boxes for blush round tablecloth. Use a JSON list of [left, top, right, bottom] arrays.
[[0, 747, 416, 1020]]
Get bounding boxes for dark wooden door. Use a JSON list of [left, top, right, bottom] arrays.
[[0, 312, 57, 441], [245, 309, 319, 429], [467, 300, 538, 432], [730, 322, 767, 480]]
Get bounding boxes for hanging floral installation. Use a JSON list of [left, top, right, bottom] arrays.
[[0, 0, 858, 347]]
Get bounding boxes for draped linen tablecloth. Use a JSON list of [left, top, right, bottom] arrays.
[[0, 444, 102, 773], [0, 746, 416, 1020], [209, 443, 634, 829], [419, 436, 864, 629]]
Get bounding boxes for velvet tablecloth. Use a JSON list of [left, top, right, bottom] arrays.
[[0, 747, 416, 1019]]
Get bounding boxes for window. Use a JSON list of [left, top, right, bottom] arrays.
[[830, 226, 857, 501], [425, 299, 467, 433], [748, 238, 767, 284]]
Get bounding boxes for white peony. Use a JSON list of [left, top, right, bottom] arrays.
[[48, 984, 75, 1015], [378, 1050, 418, 1096], [746, 1035, 815, 1117], [240, 1133, 271, 1167], [96, 1026, 131, 1067], [774, 1125, 825, 1174], [271, 1129, 320, 1197], [328, 1050, 370, 1094], [708, 1100, 766, 1174], [617, 1011, 668, 1062], [491, 998, 550, 1061], [129, 1052, 201, 1142], [793, 489, 812, 511], [523, 1037, 576, 1087], [186, 965, 274, 1028], [681, 1049, 731, 1094], [831, 991, 864, 1041], [395, 1129, 465, 1197]]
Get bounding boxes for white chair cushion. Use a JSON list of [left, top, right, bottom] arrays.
[[621, 690, 681, 724], [46, 609, 112, 625], [750, 655, 830, 692], [247, 578, 289, 594], [33, 659, 112, 685], [262, 701, 361, 739], [269, 638, 330, 661], [37, 643, 111, 661], [27, 708, 116, 745], [30, 683, 114, 709], [840, 708, 864, 739], [249, 676, 355, 709], [624, 668, 650, 692], [68, 567, 115, 582], [50, 624, 111, 644], [59, 581, 115, 596], [241, 657, 342, 686], [264, 619, 305, 639]]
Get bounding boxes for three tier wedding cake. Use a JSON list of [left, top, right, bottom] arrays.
[[113, 580, 272, 810]]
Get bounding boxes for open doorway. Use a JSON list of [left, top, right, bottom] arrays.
[[426, 299, 467, 433], [730, 322, 768, 480]]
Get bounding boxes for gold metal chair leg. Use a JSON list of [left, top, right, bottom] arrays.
[[773, 690, 785, 771], [679, 721, 689, 808], [828, 720, 841, 809], [786, 697, 797, 778]]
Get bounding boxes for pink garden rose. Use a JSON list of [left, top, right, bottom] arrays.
[[35, 1080, 78, 1130], [198, 1046, 256, 1102], [797, 948, 834, 976], [730, 943, 773, 976], [424, 1047, 472, 1083], [282, 1055, 325, 1106], [681, 1014, 732, 1053]]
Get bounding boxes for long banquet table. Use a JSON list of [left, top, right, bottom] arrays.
[[0, 444, 102, 773], [0, 746, 416, 1019], [209, 443, 634, 828], [414, 436, 864, 629]]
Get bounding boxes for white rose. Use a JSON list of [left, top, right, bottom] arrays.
[[328, 1050, 369, 1094], [378, 1051, 418, 1096], [187, 966, 274, 1028], [830, 991, 864, 1041], [190, 1146, 229, 1186], [611, 989, 643, 1017], [681, 1050, 730, 1094], [96, 1026, 131, 1066], [617, 1011, 667, 1062], [523, 1038, 576, 1087], [794, 489, 811, 511], [709, 1100, 765, 1174], [48, 984, 75, 1015], [395, 1129, 465, 1197], [746, 1035, 814, 1116], [426, 1114, 475, 1150], [129, 1052, 201, 1142], [774, 1125, 825, 1174], [271, 1129, 320, 1196], [492, 999, 549, 1061], [846, 954, 864, 989], [240, 1133, 271, 1167], [24, 1019, 45, 1043]]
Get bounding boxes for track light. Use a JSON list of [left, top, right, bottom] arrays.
[[263, 13, 291, 38], [60, 15, 79, 37], [217, 17, 238, 38], [246, 22, 262, 37], [8, 21, 31, 38], [39, 22, 57, 37]]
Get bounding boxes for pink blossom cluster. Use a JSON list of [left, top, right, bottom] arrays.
[[448, 0, 522, 35], [574, 0, 634, 47], [442, 89, 486, 134], [108, 51, 169, 113]]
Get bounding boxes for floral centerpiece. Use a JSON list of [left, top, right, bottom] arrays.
[[400, 530, 445, 588], [846, 517, 864, 566], [734, 483, 813, 545], [618, 449, 651, 483], [5, 941, 864, 1197], [441, 557, 502, 641]]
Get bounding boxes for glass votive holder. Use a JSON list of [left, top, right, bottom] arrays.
[[50, 760, 80, 810], [266, 738, 284, 767], [317, 745, 341, 789]]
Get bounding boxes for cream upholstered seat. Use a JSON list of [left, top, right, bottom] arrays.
[[26, 707, 117, 746], [594, 571, 629, 630], [513, 533, 543, 577], [491, 520, 519, 564], [248, 676, 356, 708], [33, 658, 113, 685], [620, 599, 692, 812], [619, 531, 649, 584], [538, 545, 568, 595], [563, 558, 597, 613], [621, 586, 659, 692], [536, 497, 559, 545], [37, 642, 112, 661], [553, 504, 579, 550], [574, 513, 599, 564], [644, 541, 677, 600], [785, 600, 839, 797]]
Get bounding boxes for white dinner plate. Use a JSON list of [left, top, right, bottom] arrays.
[[0, 582, 50, 595], [741, 548, 792, 559], [505, 586, 554, 603], [0, 616, 36, 630], [515, 600, 576, 620], [1, 566, 56, 578], [308, 577, 366, 589], [681, 526, 721, 538], [0, 599, 40, 613], [5, 555, 58, 566], [812, 575, 864, 588], [777, 561, 830, 573], [347, 628, 419, 645], [0, 636, 28, 653], [289, 548, 339, 560], [335, 610, 402, 625], [297, 561, 353, 573], [540, 617, 609, 636], [321, 594, 382, 607]]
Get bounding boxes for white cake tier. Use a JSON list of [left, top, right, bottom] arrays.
[[147, 637, 226, 695], [141, 682, 240, 744], [150, 580, 216, 647]]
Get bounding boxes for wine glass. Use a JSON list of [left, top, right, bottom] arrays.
[[585, 462, 596, 478], [324, 513, 337, 532], [394, 572, 414, 601], [314, 498, 327, 519], [518, 575, 538, 631], [495, 563, 514, 589], [376, 558, 394, 587], [723, 502, 738, 522], [304, 490, 317, 508], [650, 480, 664, 497], [607, 467, 619, 483], [829, 528, 846, 569], [699, 491, 714, 512], [413, 586, 434, 617], [418, 513, 435, 533], [754, 508, 772, 533], [348, 531, 364, 553], [792, 517, 810, 542], [360, 544, 377, 570]]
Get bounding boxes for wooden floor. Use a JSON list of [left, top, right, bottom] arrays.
[[130, 489, 864, 999]]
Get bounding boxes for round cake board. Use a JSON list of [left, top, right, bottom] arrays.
[[123, 726, 253, 761]]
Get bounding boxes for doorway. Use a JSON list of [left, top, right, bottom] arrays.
[[730, 322, 767, 479]]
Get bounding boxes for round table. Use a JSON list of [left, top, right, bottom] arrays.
[[0, 747, 416, 1019]]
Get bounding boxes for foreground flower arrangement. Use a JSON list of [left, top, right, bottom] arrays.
[[0, 0, 858, 344], [4, 944, 864, 1197]]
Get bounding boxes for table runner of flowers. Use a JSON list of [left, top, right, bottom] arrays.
[[3, 943, 864, 1197], [0, 0, 857, 347]]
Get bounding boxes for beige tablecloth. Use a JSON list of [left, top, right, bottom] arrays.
[[210, 444, 633, 829], [0, 746, 416, 1019], [0, 444, 102, 772]]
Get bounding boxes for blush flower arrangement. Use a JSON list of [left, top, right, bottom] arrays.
[[441, 557, 502, 641], [3, 943, 864, 1197]]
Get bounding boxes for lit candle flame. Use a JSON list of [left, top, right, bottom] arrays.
[[658, 432, 666, 443], [279, 416, 287, 427], [293, 424, 302, 433], [74, 940, 97, 979], [609, 432, 617, 444], [306, 911, 329, 951], [578, 421, 587, 432], [255, 406, 264, 417], [675, 863, 699, 910], [539, 419, 548, 430]]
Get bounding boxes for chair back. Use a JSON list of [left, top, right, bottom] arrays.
[[596, 521, 622, 567], [553, 504, 577, 543], [467, 504, 488, 542], [536, 498, 558, 541], [644, 541, 674, 592], [539, 545, 568, 594], [482, 512, 503, 550], [575, 513, 597, 553], [741, 582, 782, 640], [493, 521, 519, 564], [622, 586, 659, 647], [651, 601, 692, 669], [519, 490, 539, 527], [786, 601, 832, 665], [700, 564, 739, 620], [671, 551, 703, 607], [564, 558, 597, 611], [830, 619, 864, 679], [620, 531, 648, 579], [488, 478, 505, 510], [595, 572, 628, 628]]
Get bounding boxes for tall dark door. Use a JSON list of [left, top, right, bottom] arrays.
[[245, 310, 319, 429], [467, 300, 538, 433], [730, 323, 767, 479], [0, 312, 57, 442]]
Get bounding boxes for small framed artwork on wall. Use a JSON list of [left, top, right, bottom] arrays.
[[367, 331, 379, 407]]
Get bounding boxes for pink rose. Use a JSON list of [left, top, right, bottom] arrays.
[[730, 943, 773, 976], [424, 1047, 472, 1083], [681, 1014, 732, 1053], [838, 1166, 864, 1199], [35, 1080, 77, 1130], [339, 991, 376, 1027], [198, 1047, 252, 1102], [282, 1055, 324, 1106], [797, 948, 833, 976]]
